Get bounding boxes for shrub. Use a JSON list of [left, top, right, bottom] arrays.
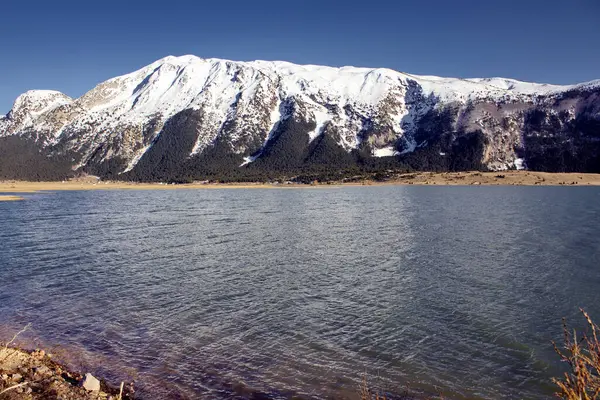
[[552, 309, 600, 399]]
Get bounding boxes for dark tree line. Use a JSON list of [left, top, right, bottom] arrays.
[[0, 136, 74, 181], [523, 109, 600, 173]]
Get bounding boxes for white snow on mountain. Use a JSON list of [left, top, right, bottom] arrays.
[[6, 90, 72, 124], [1, 54, 598, 173]]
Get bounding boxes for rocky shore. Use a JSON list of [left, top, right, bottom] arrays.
[[0, 346, 133, 399]]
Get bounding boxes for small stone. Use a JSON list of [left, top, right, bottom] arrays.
[[34, 365, 51, 376], [81, 373, 101, 392], [1, 374, 8, 380], [12, 373, 23, 382]]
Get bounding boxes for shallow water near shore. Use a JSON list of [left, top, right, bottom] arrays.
[[1, 186, 600, 399]]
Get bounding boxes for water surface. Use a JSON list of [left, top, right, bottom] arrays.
[[1, 186, 599, 399]]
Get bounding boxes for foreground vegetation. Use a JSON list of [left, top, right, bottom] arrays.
[[552, 309, 600, 400]]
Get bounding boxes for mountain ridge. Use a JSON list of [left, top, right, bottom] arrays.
[[1, 55, 599, 181]]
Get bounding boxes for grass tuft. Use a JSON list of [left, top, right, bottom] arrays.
[[552, 308, 600, 399]]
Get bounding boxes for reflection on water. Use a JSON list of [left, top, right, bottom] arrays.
[[1, 186, 600, 399]]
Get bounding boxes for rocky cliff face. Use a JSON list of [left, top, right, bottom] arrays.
[[1, 55, 599, 181]]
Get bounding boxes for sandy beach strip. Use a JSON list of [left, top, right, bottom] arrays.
[[0, 195, 25, 201], [371, 171, 600, 186], [0, 171, 599, 194]]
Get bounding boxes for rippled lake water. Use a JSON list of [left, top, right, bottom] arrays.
[[1, 186, 600, 399]]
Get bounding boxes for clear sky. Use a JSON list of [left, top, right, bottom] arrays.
[[1, 0, 599, 113]]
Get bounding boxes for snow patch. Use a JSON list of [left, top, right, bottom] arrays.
[[239, 98, 284, 166], [240, 154, 259, 167], [373, 146, 398, 157], [122, 143, 154, 173], [309, 109, 330, 142], [514, 158, 525, 170]]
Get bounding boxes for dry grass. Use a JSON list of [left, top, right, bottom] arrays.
[[0, 323, 31, 365], [552, 309, 600, 399]]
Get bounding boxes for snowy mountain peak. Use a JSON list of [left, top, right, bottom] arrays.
[[1, 55, 598, 181], [10, 90, 72, 117], [464, 77, 567, 94]]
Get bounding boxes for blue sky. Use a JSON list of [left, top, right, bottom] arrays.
[[1, 0, 599, 113]]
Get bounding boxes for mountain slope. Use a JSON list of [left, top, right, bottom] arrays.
[[1, 55, 599, 181]]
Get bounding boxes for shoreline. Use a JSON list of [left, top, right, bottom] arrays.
[[0, 345, 132, 399], [1, 171, 600, 193]]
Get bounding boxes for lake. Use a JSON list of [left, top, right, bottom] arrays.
[[1, 186, 599, 399]]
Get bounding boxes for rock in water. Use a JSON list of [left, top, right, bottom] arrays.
[[82, 373, 101, 391]]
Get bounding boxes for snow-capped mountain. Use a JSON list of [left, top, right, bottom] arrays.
[[1, 55, 599, 180]]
